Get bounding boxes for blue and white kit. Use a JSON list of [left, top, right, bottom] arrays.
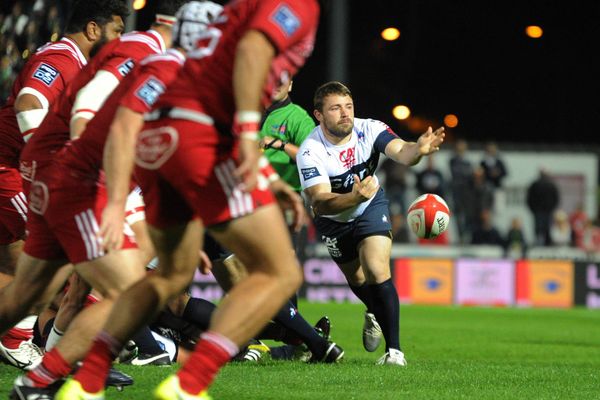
[[297, 118, 400, 262]]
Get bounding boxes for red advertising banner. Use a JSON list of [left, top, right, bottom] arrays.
[[394, 258, 453, 305], [516, 260, 574, 308]]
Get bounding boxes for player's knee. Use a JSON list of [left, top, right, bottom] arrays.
[[279, 259, 303, 294]]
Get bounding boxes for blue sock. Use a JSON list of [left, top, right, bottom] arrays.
[[368, 279, 401, 350]]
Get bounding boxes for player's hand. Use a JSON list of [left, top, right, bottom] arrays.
[[352, 174, 379, 202], [270, 179, 306, 232], [259, 135, 275, 150], [235, 136, 260, 192], [198, 250, 212, 275], [99, 202, 126, 252], [417, 126, 445, 155]]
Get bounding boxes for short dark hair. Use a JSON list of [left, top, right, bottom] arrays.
[[155, 0, 189, 18], [313, 81, 352, 112], [65, 0, 129, 34]]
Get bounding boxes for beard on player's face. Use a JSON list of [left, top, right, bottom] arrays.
[[324, 114, 353, 138], [89, 28, 109, 58]]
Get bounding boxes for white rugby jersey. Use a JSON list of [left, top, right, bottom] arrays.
[[297, 117, 398, 222]]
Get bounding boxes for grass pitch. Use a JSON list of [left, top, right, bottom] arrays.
[[1, 302, 599, 399]]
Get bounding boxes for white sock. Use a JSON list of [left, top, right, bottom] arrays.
[[45, 324, 64, 351]]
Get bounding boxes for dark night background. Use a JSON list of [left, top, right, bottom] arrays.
[[136, 1, 600, 147]]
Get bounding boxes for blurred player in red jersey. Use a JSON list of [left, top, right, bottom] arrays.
[[0, 1, 192, 397], [59, 1, 332, 399], [0, 0, 129, 371], [11, 4, 227, 398]]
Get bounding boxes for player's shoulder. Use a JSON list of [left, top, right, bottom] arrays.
[[31, 38, 86, 68], [298, 126, 324, 153], [140, 49, 185, 67], [117, 30, 166, 54], [353, 117, 388, 132]]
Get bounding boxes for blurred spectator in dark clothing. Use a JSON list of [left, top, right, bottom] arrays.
[[449, 138, 473, 244], [381, 157, 410, 213], [480, 141, 507, 189], [465, 166, 495, 241], [526, 168, 560, 246], [505, 217, 527, 259], [415, 155, 445, 198], [549, 209, 573, 247], [471, 209, 504, 246]]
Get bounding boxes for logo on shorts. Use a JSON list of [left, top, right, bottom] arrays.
[[322, 235, 342, 258], [135, 77, 166, 108], [28, 180, 49, 215], [301, 167, 320, 180], [135, 126, 179, 170], [271, 5, 300, 37], [32, 63, 59, 86], [117, 59, 135, 76], [382, 214, 387, 223]]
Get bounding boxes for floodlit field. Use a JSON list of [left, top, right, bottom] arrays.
[[1, 302, 599, 399]]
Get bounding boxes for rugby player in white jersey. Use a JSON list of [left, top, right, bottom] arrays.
[[297, 81, 445, 365]]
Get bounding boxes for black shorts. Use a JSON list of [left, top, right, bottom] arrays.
[[314, 189, 392, 264]]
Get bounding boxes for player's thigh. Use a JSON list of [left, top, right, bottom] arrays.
[[74, 248, 145, 298], [146, 220, 204, 290], [9, 252, 70, 308], [0, 240, 23, 276], [357, 235, 392, 283]]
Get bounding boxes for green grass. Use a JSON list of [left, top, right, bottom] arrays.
[[1, 303, 599, 399]]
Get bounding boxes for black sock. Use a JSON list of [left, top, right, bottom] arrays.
[[132, 326, 164, 355], [270, 344, 297, 360], [182, 298, 217, 331], [349, 283, 373, 312], [369, 279, 400, 351], [274, 301, 328, 359], [256, 321, 287, 341]]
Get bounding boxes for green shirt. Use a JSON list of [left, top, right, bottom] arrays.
[[260, 98, 315, 191]]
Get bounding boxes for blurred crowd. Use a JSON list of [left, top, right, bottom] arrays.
[[379, 138, 600, 257], [0, 0, 69, 104]]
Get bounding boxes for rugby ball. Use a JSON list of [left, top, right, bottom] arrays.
[[407, 194, 450, 239]]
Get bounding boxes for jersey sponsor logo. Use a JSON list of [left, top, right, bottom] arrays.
[[135, 77, 166, 108], [117, 59, 135, 76], [135, 126, 179, 170], [301, 167, 320, 180], [339, 147, 356, 169], [357, 131, 365, 141], [32, 63, 59, 86], [271, 5, 301, 37]]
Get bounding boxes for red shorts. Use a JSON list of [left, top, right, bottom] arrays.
[[0, 168, 27, 244], [23, 163, 136, 264], [134, 117, 275, 228]]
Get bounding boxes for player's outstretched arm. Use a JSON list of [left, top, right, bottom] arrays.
[[232, 30, 275, 192], [100, 106, 144, 251], [385, 126, 445, 166]]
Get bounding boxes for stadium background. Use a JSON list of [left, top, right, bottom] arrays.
[[2, 0, 600, 311]]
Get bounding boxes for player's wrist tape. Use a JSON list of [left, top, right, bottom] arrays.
[[240, 132, 258, 140], [233, 110, 261, 138], [277, 140, 288, 151]]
